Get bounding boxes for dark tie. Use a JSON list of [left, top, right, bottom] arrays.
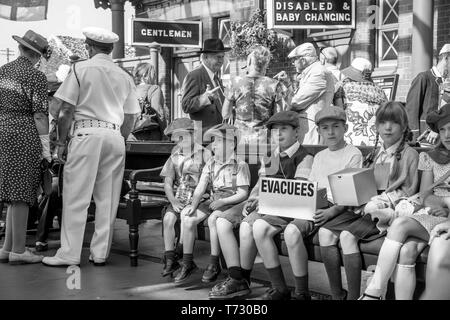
[[213, 73, 225, 102]]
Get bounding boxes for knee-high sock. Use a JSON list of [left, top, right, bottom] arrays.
[[365, 238, 403, 297], [321, 245, 345, 299], [343, 253, 362, 300], [266, 265, 289, 293], [394, 264, 416, 300]]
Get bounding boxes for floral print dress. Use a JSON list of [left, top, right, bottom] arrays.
[[340, 80, 387, 146]]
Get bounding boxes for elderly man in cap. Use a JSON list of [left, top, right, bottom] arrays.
[[181, 39, 230, 133], [42, 27, 140, 267], [320, 46, 344, 85], [406, 44, 450, 145], [278, 43, 335, 145]]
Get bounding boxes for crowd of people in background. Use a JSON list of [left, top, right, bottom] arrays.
[[1, 28, 450, 301]]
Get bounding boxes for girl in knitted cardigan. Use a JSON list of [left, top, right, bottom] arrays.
[[318, 101, 419, 300]]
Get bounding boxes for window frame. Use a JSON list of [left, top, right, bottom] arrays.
[[376, 0, 399, 67]]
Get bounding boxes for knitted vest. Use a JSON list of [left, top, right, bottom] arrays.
[[264, 145, 311, 179]]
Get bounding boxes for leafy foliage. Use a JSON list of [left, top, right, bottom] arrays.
[[229, 9, 277, 59]]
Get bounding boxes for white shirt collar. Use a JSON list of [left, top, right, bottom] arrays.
[[202, 61, 216, 84], [432, 66, 442, 79], [274, 141, 300, 158], [379, 138, 402, 156]]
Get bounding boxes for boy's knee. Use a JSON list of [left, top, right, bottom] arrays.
[[318, 228, 337, 245], [240, 222, 254, 242], [208, 214, 218, 227], [339, 231, 357, 247], [183, 216, 197, 230], [252, 219, 270, 240], [163, 211, 177, 226], [284, 224, 302, 247]]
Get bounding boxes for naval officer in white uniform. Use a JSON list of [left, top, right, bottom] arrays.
[[43, 27, 140, 266]]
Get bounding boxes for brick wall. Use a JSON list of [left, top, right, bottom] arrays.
[[395, 0, 413, 102]]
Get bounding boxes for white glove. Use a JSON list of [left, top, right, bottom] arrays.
[[39, 134, 52, 162]]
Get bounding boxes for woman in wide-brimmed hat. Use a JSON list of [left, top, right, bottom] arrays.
[[0, 30, 52, 265], [335, 57, 388, 146]]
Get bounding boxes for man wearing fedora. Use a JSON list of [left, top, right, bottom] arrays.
[[42, 27, 140, 267], [406, 44, 450, 145], [181, 38, 230, 133]]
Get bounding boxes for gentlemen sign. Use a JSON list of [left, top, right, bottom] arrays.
[[259, 177, 325, 221], [267, 0, 356, 29], [131, 19, 202, 48]]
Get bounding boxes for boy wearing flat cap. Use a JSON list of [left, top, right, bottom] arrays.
[[270, 106, 362, 300], [175, 123, 250, 284], [160, 118, 212, 277], [43, 27, 141, 267], [209, 111, 314, 300]]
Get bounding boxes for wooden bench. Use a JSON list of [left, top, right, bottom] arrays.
[[120, 141, 430, 298]]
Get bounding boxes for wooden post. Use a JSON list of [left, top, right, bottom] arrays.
[[110, 0, 125, 59]]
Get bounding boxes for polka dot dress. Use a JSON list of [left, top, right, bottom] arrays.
[[0, 56, 48, 206]]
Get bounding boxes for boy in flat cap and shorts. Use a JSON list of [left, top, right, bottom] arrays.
[[209, 111, 313, 300], [160, 118, 212, 277], [174, 123, 250, 284]]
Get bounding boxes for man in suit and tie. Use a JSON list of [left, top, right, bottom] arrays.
[[181, 39, 230, 133], [406, 44, 450, 144]]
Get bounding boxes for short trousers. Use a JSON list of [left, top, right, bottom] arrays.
[[289, 219, 316, 237], [213, 202, 246, 228], [242, 211, 292, 232]]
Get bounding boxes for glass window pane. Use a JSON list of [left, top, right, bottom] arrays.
[[383, 0, 399, 25], [381, 30, 399, 61]]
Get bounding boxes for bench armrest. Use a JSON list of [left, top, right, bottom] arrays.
[[127, 166, 164, 200]]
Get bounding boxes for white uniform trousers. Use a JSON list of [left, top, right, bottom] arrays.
[[56, 127, 125, 262]]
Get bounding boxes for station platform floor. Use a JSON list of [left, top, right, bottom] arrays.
[[0, 218, 372, 300]]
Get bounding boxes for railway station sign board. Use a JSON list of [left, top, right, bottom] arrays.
[[267, 0, 356, 29], [131, 19, 202, 48]]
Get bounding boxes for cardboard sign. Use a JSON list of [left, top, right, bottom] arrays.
[[328, 168, 377, 206], [374, 163, 390, 191], [259, 177, 328, 221]]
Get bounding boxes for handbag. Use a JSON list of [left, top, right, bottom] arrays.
[[395, 168, 450, 216], [132, 95, 159, 134]]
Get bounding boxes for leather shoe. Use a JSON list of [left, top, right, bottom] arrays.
[[209, 277, 251, 300], [35, 242, 48, 252], [42, 255, 80, 267], [89, 255, 106, 266], [0, 248, 10, 263], [161, 258, 180, 277], [174, 262, 197, 284], [291, 291, 312, 300], [260, 288, 291, 300], [9, 249, 43, 265], [202, 263, 221, 283]]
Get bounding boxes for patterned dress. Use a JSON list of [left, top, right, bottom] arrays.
[[339, 80, 387, 146], [0, 56, 48, 206], [225, 75, 284, 143], [410, 152, 450, 233]]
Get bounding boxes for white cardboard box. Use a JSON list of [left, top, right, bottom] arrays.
[[258, 177, 328, 221], [328, 168, 378, 206]]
